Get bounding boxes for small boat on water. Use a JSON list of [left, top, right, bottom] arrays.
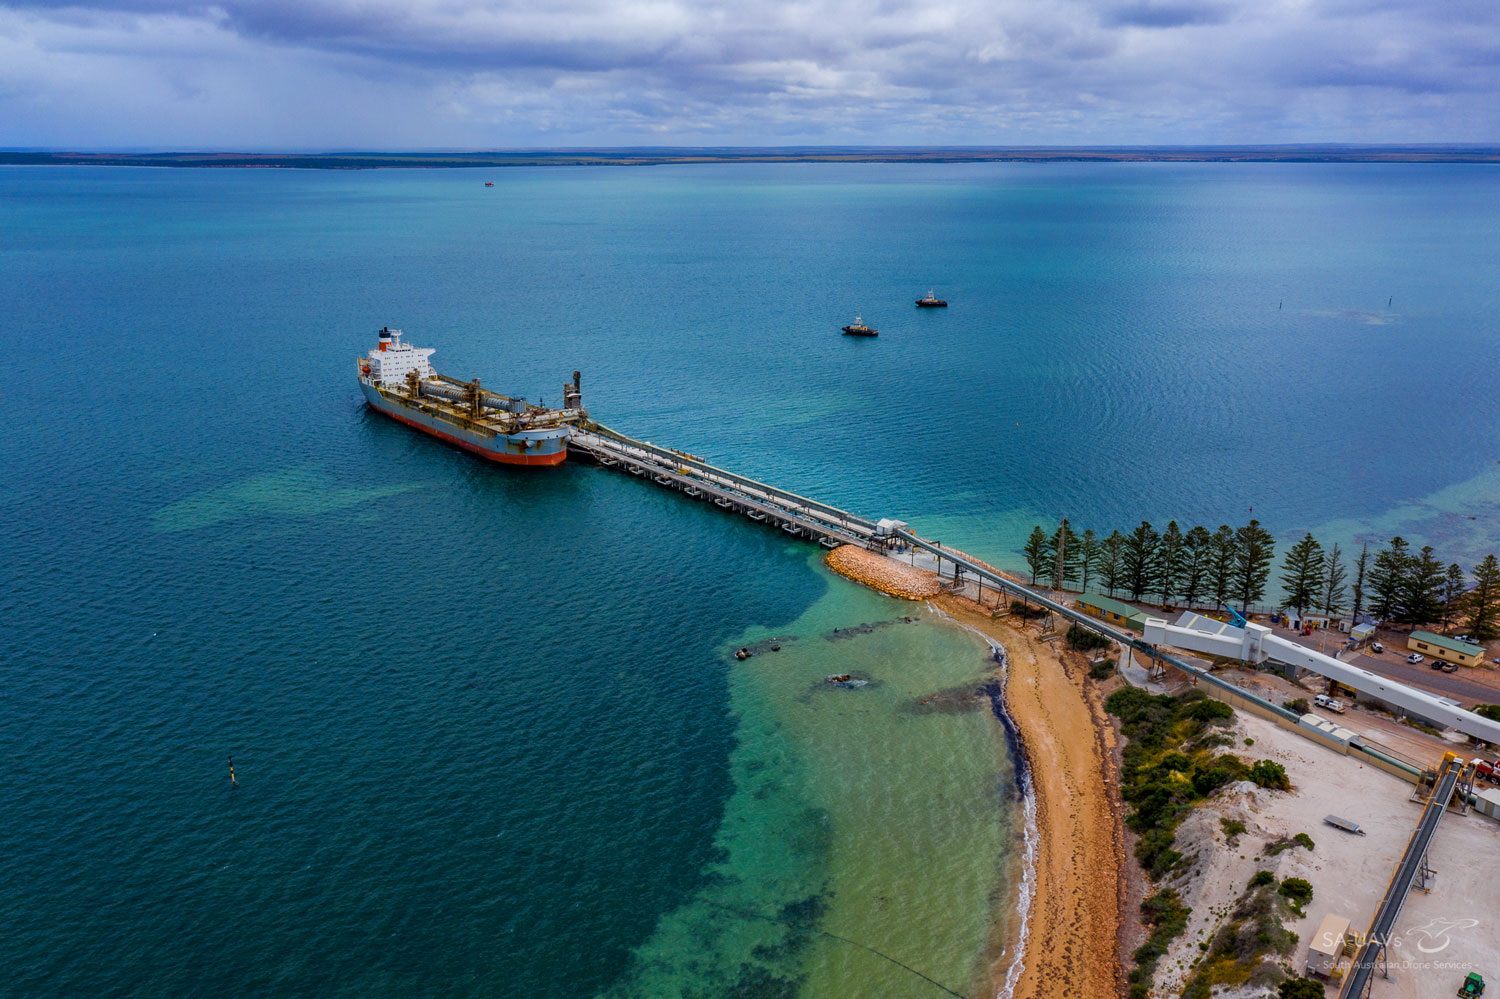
[[915, 290, 948, 307], [841, 316, 878, 336], [484, 182, 494, 187]]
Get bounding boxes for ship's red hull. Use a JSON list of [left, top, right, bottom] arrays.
[[372, 402, 568, 466]]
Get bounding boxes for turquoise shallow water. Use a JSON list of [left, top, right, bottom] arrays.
[[4, 161, 1499, 997]]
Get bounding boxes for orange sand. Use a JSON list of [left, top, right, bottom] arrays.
[[932, 595, 1127, 999]]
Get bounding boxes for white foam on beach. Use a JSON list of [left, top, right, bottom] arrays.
[[999, 771, 1038, 999], [923, 603, 1039, 999]]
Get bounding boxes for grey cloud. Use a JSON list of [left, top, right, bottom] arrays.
[[1102, 0, 1232, 29], [0, 0, 1496, 145]]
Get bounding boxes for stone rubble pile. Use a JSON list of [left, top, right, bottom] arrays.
[[824, 544, 942, 600]]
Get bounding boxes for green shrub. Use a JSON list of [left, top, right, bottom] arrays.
[[1247, 960, 1287, 990], [1183, 877, 1304, 999], [1283, 698, 1309, 714], [1105, 690, 1263, 990], [1136, 828, 1184, 878], [1192, 732, 1235, 752], [1141, 887, 1191, 933], [1106, 688, 1179, 745], [1194, 767, 1234, 796], [1262, 833, 1315, 857], [1250, 759, 1291, 790], [1220, 817, 1247, 842], [1131, 889, 1192, 990], [1009, 600, 1047, 619], [1157, 752, 1193, 773], [1067, 622, 1112, 651], [1279, 976, 1325, 999], [1089, 659, 1115, 680], [1477, 704, 1500, 723], [1184, 698, 1235, 724], [1279, 877, 1314, 917]]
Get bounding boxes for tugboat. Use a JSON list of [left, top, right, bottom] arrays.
[[841, 316, 878, 337], [915, 290, 948, 307]]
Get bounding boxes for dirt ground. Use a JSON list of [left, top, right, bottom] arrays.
[[1147, 706, 1500, 999], [1198, 666, 1465, 770]]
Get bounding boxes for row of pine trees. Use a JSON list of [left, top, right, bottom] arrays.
[[1021, 519, 1500, 641]]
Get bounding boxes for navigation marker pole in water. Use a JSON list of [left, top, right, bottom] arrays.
[[229, 756, 237, 788]]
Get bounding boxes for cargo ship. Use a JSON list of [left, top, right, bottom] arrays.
[[357, 327, 585, 466]]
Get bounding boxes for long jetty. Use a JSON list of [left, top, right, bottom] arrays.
[[570, 420, 1430, 778], [569, 424, 878, 547]]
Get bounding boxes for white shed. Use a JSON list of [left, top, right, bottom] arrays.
[[1306, 912, 1350, 977]]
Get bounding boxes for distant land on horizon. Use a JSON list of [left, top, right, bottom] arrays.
[[5, 145, 1500, 169]]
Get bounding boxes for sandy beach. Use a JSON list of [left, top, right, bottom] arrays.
[[822, 545, 1127, 999], [934, 594, 1127, 999]]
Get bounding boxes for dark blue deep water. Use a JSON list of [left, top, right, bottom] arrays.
[[4, 162, 1499, 997]]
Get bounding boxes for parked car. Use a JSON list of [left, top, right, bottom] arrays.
[[1431, 659, 1445, 670], [1407, 653, 1425, 664], [1371, 642, 1384, 653], [1441, 663, 1458, 673]]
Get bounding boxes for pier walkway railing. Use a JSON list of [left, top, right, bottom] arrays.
[[569, 423, 1426, 784], [570, 424, 876, 547]]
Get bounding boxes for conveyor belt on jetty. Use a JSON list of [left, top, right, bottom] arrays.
[[571, 422, 1428, 783], [570, 424, 877, 547]]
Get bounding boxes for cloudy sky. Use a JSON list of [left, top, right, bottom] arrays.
[[1, 0, 1496, 148]]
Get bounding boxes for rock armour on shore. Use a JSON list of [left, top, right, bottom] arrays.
[[824, 545, 942, 599]]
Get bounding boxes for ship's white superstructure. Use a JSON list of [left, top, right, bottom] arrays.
[[365, 327, 434, 387]]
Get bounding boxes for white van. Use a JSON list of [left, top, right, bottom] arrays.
[[1314, 693, 1347, 714]]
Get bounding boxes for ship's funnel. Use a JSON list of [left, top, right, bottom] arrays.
[[378, 326, 393, 352]]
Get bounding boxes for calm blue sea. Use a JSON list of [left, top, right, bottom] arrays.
[[4, 161, 1499, 997]]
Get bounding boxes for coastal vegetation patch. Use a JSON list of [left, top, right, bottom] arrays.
[[1262, 832, 1315, 857], [1106, 687, 1308, 997], [1131, 887, 1192, 998], [1178, 873, 1308, 998]]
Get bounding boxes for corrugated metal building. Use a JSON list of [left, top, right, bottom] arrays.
[[1408, 631, 1484, 668], [1075, 593, 1149, 632]]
